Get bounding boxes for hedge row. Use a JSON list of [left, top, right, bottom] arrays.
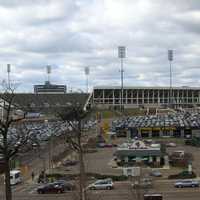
[[46, 172, 128, 181]]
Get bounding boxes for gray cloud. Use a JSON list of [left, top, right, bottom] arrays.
[[0, 0, 199, 92]]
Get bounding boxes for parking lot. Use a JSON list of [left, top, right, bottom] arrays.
[[2, 134, 200, 200], [1, 178, 200, 200]]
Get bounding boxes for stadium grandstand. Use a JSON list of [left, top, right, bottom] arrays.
[[86, 86, 200, 109], [0, 93, 89, 115]]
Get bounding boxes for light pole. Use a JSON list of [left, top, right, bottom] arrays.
[[118, 46, 126, 112], [168, 50, 173, 108], [7, 64, 11, 89], [84, 67, 90, 93], [46, 65, 51, 83]]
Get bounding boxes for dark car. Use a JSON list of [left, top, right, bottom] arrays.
[[53, 180, 76, 191], [37, 183, 65, 194], [144, 193, 163, 200], [62, 160, 78, 167]]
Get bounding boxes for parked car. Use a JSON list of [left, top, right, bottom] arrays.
[[174, 180, 199, 188], [87, 179, 114, 190], [144, 193, 163, 200], [150, 170, 162, 177], [132, 177, 153, 189], [37, 183, 65, 194], [62, 160, 78, 167], [53, 180, 75, 191], [97, 143, 115, 148], [166, 142, 176, 147]]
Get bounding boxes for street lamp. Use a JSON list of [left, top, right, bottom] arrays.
[[118, 46, 126, 112]]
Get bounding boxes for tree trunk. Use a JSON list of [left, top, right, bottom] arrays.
[[79, 149, 86, 200], [78, 120, 86, 200], [4, 158, 12, 200]]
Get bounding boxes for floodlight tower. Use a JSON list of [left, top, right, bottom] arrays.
[[7, 64, 11, 89], [168, 50, 173, 108], [84, 66, 90, 93], [46, 65, 51, 83], [118, 46, 126, 111]]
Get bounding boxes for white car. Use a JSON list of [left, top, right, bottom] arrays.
[[166, 142, 176, 147], [88, 179, 114, 190]]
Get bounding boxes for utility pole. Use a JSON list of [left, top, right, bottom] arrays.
[[168, 50, 173, 108], [118, 46, 126, 112]]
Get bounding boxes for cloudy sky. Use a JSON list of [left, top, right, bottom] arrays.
[[0, 0, 200, 92]]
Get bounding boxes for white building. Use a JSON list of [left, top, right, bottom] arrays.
[[86, 86, 200, 109]]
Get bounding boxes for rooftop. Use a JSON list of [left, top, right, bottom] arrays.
[[93, 86, 200, 90]]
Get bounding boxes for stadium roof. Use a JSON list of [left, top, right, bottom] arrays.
[[93, 86, 200, 90]]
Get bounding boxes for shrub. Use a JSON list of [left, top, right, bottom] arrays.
[[46, 173, 64, 179]]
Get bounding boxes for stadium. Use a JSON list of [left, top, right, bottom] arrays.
[[86, 86, 200, 109], [1, 80, 200, 137]]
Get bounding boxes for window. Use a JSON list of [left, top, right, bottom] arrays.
[[15, 173, 20, 179]]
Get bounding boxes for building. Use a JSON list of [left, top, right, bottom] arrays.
[[86, 86, 200, 109], [114, 140, 165, 167], [34, 81, 67, 94]]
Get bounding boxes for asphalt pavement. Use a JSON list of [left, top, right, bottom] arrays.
[[1, 179, 200, 200]]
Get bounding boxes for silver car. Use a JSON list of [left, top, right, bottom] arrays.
[[88, 179, 114, 190], [174, 180, 199, 188]]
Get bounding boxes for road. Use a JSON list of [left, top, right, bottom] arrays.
[[1, 180, 200, 200]]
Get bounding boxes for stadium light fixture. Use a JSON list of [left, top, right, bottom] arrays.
[[168, 50, 173, 107], [46, 65, 51, 83], [7, 64, 11, 89], [84, 66, 90, 93], [118, 46, 126, 111]]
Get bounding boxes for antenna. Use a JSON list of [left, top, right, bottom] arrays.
[[84, 66, 90, 93], [46, 65, 51, 82]]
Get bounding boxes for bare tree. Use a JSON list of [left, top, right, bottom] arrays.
[[0, 88, 36, 200], [58, 103, 91, 200]]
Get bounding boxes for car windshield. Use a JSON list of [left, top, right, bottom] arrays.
[[95, 181, 104, 185]]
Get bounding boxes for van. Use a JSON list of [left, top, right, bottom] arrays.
[[144, 193, 163, 200], [10, 170, 22, 185]]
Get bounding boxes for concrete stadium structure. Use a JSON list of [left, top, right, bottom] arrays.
[[87, 86, 200, 109]]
